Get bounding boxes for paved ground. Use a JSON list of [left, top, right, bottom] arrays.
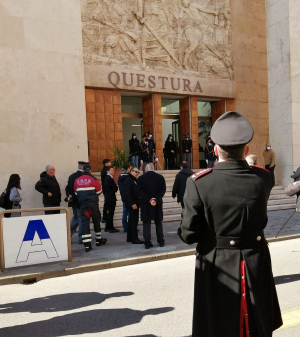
[[0, 238, 298, 337], [0, 209, 299, 284]]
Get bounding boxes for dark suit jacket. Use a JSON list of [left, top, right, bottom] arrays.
[[65, 170, 83, 208], [103, 174, 118, 203], [124, 174, 140, 209], [137, 171, 166, 221], [172, 168, 193, 203]]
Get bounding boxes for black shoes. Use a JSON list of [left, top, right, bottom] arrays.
[[101, 220, 106, 224], [109, 228, 120, 233], [159, 243, 165, 247], [96, 238, 107, 246], [145, 243, 154, 249], [85, 244, 92, 252], [131, 239, 144, 244]]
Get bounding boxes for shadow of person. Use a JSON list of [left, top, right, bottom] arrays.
[[274, 274, 300, 285], [0, 292, 133, 314], [0, 307, 174, 336]]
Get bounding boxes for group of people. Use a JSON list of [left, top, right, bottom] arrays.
[[129, 131, 193, 171]]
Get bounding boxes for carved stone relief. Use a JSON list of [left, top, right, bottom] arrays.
[[81, 0, 233, 80]]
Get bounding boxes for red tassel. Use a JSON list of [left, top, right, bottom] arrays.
[[239, 261, 250, 337]]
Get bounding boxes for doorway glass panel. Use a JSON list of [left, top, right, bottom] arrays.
[[161, 99, 180, 115], [198, 102, 212, 117], [121, 97, 143, 114]]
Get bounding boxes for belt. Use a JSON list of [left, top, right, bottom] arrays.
[[215, 233, 265, 250]]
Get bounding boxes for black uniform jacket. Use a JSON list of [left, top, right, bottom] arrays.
[[165, 140, 177, 158], [204, 143, 215, 160], [137, 171, 166, 221], [101, 167, 108, 189], [178, 161, 282, 337], [140, 142, 154, 162], [129, 138, 140, 156], [103, 174, 118, 203], [65, 170, 83, 208], [182, 138, 192, 153], [172, 168, 193, 203], [124, 174, 140, 209], [35, 172, 61, 205]]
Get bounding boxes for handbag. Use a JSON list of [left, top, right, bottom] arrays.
[[284, 181, 300, 196]]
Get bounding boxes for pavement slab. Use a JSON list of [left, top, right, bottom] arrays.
[[0, 209, 299, 285]]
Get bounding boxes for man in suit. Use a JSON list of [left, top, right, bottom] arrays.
[[65, 161, 88, 244], [137, 163, 166, 249], [124, 167, 144, 244], [103, 166, 119, 233], [178, 111, 282, 337], [101, 158, 111, 224], [172, 161, 193, 208]]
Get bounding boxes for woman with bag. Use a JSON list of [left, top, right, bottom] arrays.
[[4, 174, 22, 218]]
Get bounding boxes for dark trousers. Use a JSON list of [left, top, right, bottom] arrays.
[[180, 201, 184, 209], [102, 199, 107, 221], [44, 204, 60, 215], [167, 157, 175, 170], [127, 208, 139, 242], [265, 164, 275, 186], [80, 201, 102, 247], [105, 201, 116, 230], [143, 220, 164, 246]]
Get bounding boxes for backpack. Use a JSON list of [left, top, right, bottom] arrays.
[[0, 190, 7, 209], [284, 181, 300, 196]]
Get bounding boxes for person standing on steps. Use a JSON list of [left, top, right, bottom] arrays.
[[124, 167, 144, 244], [140, 134, 154, 174], [103, 166, 119, 233], [118, 163, 131, 233], [137, 163, 166, 249], [263, 143, 276, 186], [129, 133, 140, 168], [182, 132, 192, 168], [204, 137, 216, 168], [172, 162, 193, 209], [164, 134, 177, 170], [101, 158, 111, 224]]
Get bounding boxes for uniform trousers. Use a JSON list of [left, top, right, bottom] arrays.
[[208, 160, 215, 168], [265, 164, 275, 186], [44, 204, 60, 215], [183, 152, 191, 167], [105, 201, 116, 230], [143, 220, 164, 246], [127, 208, 139, 242], [102, 199, 107, 222], [70, 207, 82, 243], [167, 157, 175, 170], [80, 201, 102, 247]]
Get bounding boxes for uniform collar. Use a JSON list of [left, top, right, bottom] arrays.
[[213, 160, 250, 170]]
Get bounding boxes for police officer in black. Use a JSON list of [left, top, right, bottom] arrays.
[[182, 132, 192, 167], [147, 131, 156, 161], [103, 166, 119, 233], [65, 161, 87, 244], [204, 137, 216, 168], [178, 111, 282, 337], [140, 134, 154, 174]]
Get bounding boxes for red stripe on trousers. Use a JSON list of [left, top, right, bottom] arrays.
[[240, 261, 250, 337]]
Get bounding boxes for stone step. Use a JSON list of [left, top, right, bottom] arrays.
[[267, 204, 296, 211], [268, 194, 296, 200], [267, 198, 296, 206]]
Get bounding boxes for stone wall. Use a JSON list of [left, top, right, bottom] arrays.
[[231, 0, 269, 169], [266, 0, 293, 186], [0, 0, 88, 209]]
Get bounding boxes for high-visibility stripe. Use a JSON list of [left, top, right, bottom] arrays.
[[82, 234, 92, 238], [76, 187, 96, 191], [83, 238, 92, 243], [95, 232, 101, 235]]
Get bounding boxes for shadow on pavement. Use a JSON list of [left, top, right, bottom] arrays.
[[0, 307, 174, 336], [274, 274, 300, 285], [0, 292, 133, 314]]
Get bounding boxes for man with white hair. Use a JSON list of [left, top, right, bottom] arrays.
[[137, 163, 166, 249], [35, 164, 61, 214]]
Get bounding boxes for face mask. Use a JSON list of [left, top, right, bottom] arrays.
[[185, 137, 189, 140], [266, 146, 271, 150], [170, 137, 173, 140], [149, 135, 152, 139], [133, 136, 136, 139]]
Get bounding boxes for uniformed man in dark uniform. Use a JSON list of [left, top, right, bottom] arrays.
[[178, 111, 282, 337], [140, 134, 154, 174], [182, 132, 192, 167]]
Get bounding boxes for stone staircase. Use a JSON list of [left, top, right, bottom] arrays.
[[94, 170, 296, 228]]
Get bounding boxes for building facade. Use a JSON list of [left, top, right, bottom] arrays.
[[0, 0, 291, 209]]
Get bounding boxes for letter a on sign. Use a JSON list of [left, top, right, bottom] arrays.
[[16, 220, 59, 263]]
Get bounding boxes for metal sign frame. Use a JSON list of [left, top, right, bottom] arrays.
[[0, 207, 71, 272]]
